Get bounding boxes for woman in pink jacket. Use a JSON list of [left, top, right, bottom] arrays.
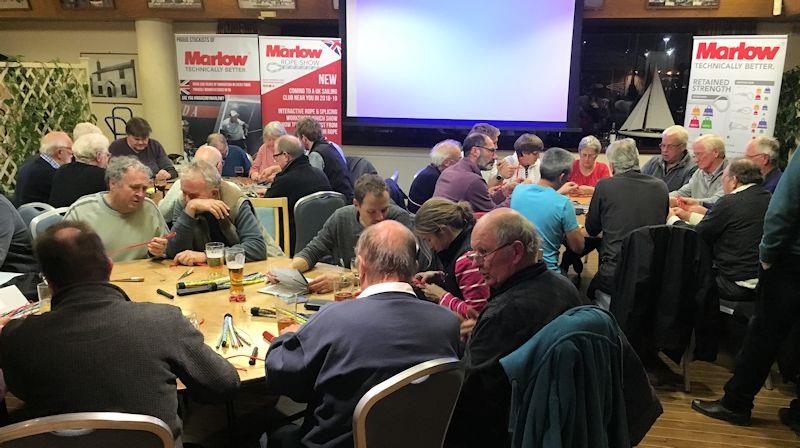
[[249, 121, 286, 183]]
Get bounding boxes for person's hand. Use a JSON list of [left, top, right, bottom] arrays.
[[307, 273, 339, 294], [414, 271, 444, 285], [497, 159, 514, 179], [679, 197, 700, 207], [156, 169, 171, 181], [186, 198, 230, 219], [460, 319, 477, 340], [685, 205, 707, 215], [420, 283, 446, 303], [672, 207, 691, 221], [174, 250, 207, 266], [147, 237, 167, 257], [669, 196, 678, 208], [761, 261, 772, 270], [576, 185, 594, 196], [502, 179, 521, 197], [557, 182, 578, 195], [265, 270, 279, 284], [488, 184, 503, 194], [279, 323, 301, 335], [465, 307, 480, 320]]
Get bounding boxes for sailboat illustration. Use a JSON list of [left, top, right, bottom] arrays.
[[618, 68, 675, 139]]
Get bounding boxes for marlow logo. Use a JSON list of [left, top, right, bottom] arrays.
[[184, 51, 249, 66], [265, 45, 323, 58], [696, 42, 780, 60]]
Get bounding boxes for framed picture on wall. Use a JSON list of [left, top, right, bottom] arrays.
[[60, 0, 115, 9], [80, 53, 141, 104], [0, 0, 30, 10], [646, 0, 720, 8], [147, 0, 202, 9], [237, 0, 295, 10]]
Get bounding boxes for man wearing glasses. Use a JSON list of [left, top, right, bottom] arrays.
[[446, 208, 585, 447], [743, 136, 783, 194], [433, 132, 518, 213], [14, 131, 73, 206], [641, 125, 698, 192]]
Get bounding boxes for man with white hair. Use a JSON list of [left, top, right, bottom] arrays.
[[744, 136, 782, 193], [166, 160, 270, 265], [407, 139, 462, 213], [72, 122, 103, 141], [671, 134, 728, 208], [641, 125, 698, 192], [158, 144, 231, 223], [586, 138, 669, 295], [49, 133, 110, 208], [65, 156, 168, 262], [220, 109, 249, 153], [14, 131, 73, 205]]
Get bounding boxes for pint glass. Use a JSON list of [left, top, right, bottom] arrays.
[[226, 247, 246, 301]]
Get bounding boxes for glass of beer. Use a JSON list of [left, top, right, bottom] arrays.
[[225, 247, 246, 301], [205, 242, 225, 279], [334, 275, 353, 301]]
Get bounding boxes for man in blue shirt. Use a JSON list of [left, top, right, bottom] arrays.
[[744, 136, 782, 194], [408, 139, 462, 212], [208, 133, 251, 177], [511, 147, 584, 271]]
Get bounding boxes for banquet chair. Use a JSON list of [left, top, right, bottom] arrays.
[[29, 207, 69, 239], [0, 412, 173, 448], [250, 197, 291, 255], [346, 156, 378, 184], [16, 203, 54, 227], [353, 358, 464, 448], [293, 191, 345, 254]]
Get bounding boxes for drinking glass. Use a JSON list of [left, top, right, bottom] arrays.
[[334, 275, 353, 301], [205, 242, 225, 279], [350, 257, 360, 289], [37, 281, 51, 313], [225, 247, 246, 301], [235, 166, 245, 177]]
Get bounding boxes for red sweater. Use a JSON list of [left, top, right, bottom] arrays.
[[569, 159, 610, 187], [439, 251, 489, 319]]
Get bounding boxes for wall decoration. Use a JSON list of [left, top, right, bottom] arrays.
[[0, 0, 30, 10], [148, 0, 202, 8], [647, 0, 720, 8], [60, 0, 115, 9], [237, 0, 295, 10], [584, 0, 603, 9], [80, 53, 140, 103]]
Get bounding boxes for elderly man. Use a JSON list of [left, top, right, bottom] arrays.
[[49, 133, 110, 208], [287, 174, 413, 292], [586, 138, 669, 295], [158, 145, 230, 223], [671, 134, 728, 208], [0, 195, 37, 273], [446, 208, 585, 448], [208, 132, 251, 177], [220, 110, 249, 153], [65, 156, 168, 262], [14, 131, 73, 205], [0, 221, 240, 445], [669, 158, 770, 302], [744, 136, 783, 193], [295, 117, 353, 202], [264, 220, 460, 448], [511, 148, 584, 271], [264, 135, 331, 255], [691, 149, 800, 435], [407, 139, 462, 213], [72, 122, 103, 141], [641, 125, 698, 192], [109, 117, 177, 181], [167, 160, 271, 265], [434, 132, 517, 213]]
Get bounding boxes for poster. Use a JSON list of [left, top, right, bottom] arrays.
[[647, 0, 719, 8], [148, 0, 202, 9], [81, 53, 139, 102], [237, 0, 295, 9], [175, 34, 261, 156], [683, 35, 787, 158], [259, 36, 342, 144], [0, 0, 29, 10]]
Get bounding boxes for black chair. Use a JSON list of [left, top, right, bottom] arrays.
[[293, 191, 346, 254], [345, 156, 378, 184]]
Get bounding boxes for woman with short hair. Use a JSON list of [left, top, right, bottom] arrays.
[[569, 135, 611, 195]]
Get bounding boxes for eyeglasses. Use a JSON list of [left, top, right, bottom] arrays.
[[466, 242, 513, 263], [273, 152, 288, 158], [477, 145, 497, 153], [659, 143, 683, 150]]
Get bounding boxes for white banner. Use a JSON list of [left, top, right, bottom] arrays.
[[684, 35, 787, 157]]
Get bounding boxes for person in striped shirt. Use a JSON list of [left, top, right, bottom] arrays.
[[413, 198, 489, 320]]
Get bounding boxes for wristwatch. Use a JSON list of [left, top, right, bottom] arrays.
[[495, 174, 503, 182]]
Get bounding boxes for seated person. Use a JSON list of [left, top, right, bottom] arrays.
[[504, 133, 544, 184], [49, 133, 110, 208], [568, 135, 610, 195], [166, 160, 271, 265], [0, 221, 240, 444], [208, 132, 251, 177], [744, 136, 782, 193], [586, 138, 669, 295], [446, 209, 585, 448], [669, 158, 770, 301], [158, 144, 230, 223], [263, 135, 331, 256], [14, 131, 73, 205], [65, 156, 168, 262], [641, 125, 697, 192], [264, 220, 460, 448], [511, 148, 585, 271], [407, 139, 462, 213], [295, 117, 354, 202], [109, 117, 177, 181], [250, 121, 286, 183], [72, 121, 103, 140], [413, 198, 489, 320], [0, 195, 37, 273], [670, 134, 728, 208], [286, 174, 414, 293], [470, 122, 514, 188]]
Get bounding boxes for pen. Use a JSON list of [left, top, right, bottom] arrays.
[[111, 277, 145, 282], [156, 289, 174, 300], [249, 347, 258, 365]]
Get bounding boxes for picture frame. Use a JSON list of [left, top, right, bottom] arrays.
[[646, 0, 720, 8], [237, 0, 295, 10], [147, 0, 202, 9], [60, 0, 115, 9], [0, 0, 30, 10], [80, 52, 141, 104]]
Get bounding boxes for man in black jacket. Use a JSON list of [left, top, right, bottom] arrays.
[[14, 131, 73, 205], [49, 133, 110, 208], [295, 117, 354, 202], [446, 208, 586, 447], [264, 135, 331, 255]]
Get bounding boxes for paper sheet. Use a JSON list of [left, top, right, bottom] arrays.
[[0, 285, 30, 315], [0, 272, 23, 286], [258, 268, 308, 298]]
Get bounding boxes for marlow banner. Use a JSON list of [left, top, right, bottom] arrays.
[[684, 35, 787, 158], [175, 34, 262, 156], [259, 36, 342, 144]]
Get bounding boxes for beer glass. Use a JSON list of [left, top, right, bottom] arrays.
[[205, 242, 225, 279], [334, 275, 353, 301], [225, 247, 246, 301]]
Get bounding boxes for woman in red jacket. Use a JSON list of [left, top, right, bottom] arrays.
[[569, 135, 610, 195]]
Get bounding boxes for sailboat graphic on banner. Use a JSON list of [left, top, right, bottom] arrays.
[[618, 68, 675, 139]]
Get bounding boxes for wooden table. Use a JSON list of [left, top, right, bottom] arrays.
[[110, 258, 344, 384]]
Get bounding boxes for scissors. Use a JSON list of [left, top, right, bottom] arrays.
[[177, 269, 194, 281]]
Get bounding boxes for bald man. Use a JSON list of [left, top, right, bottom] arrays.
[[14, 131, 73, 205]]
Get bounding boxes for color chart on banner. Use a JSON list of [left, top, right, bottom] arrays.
[[684, 35, 787, 157], [175, 34, 262, 155], [259, 36, 342, 144]]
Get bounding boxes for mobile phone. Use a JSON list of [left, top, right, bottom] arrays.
[[304, 299, 330, 311]]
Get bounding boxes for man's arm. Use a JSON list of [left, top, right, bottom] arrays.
[[562, 201, 584, 253], [154, 141, 178, 179], [670, 171, 696, 198], [294, 210, 341, 269], [0, 207, 15, 268], [585, 187, 603, 237], [240, 149, 252, 173], [308, 152, 325, 171], [692, 198, 727, 246], [166, 203, 196, 258], [696, 183, 725, 208], [264, 329, 318, 403], [760, 150, 800, 265], [233, 203, 267, 261], [158, 183, 182, 223], [465, 178, 500, 212]]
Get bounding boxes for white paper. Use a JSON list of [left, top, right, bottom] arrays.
[[258, 268, 308, 298], [0, 285, 30, 315], [0, 272, 23, 285]]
